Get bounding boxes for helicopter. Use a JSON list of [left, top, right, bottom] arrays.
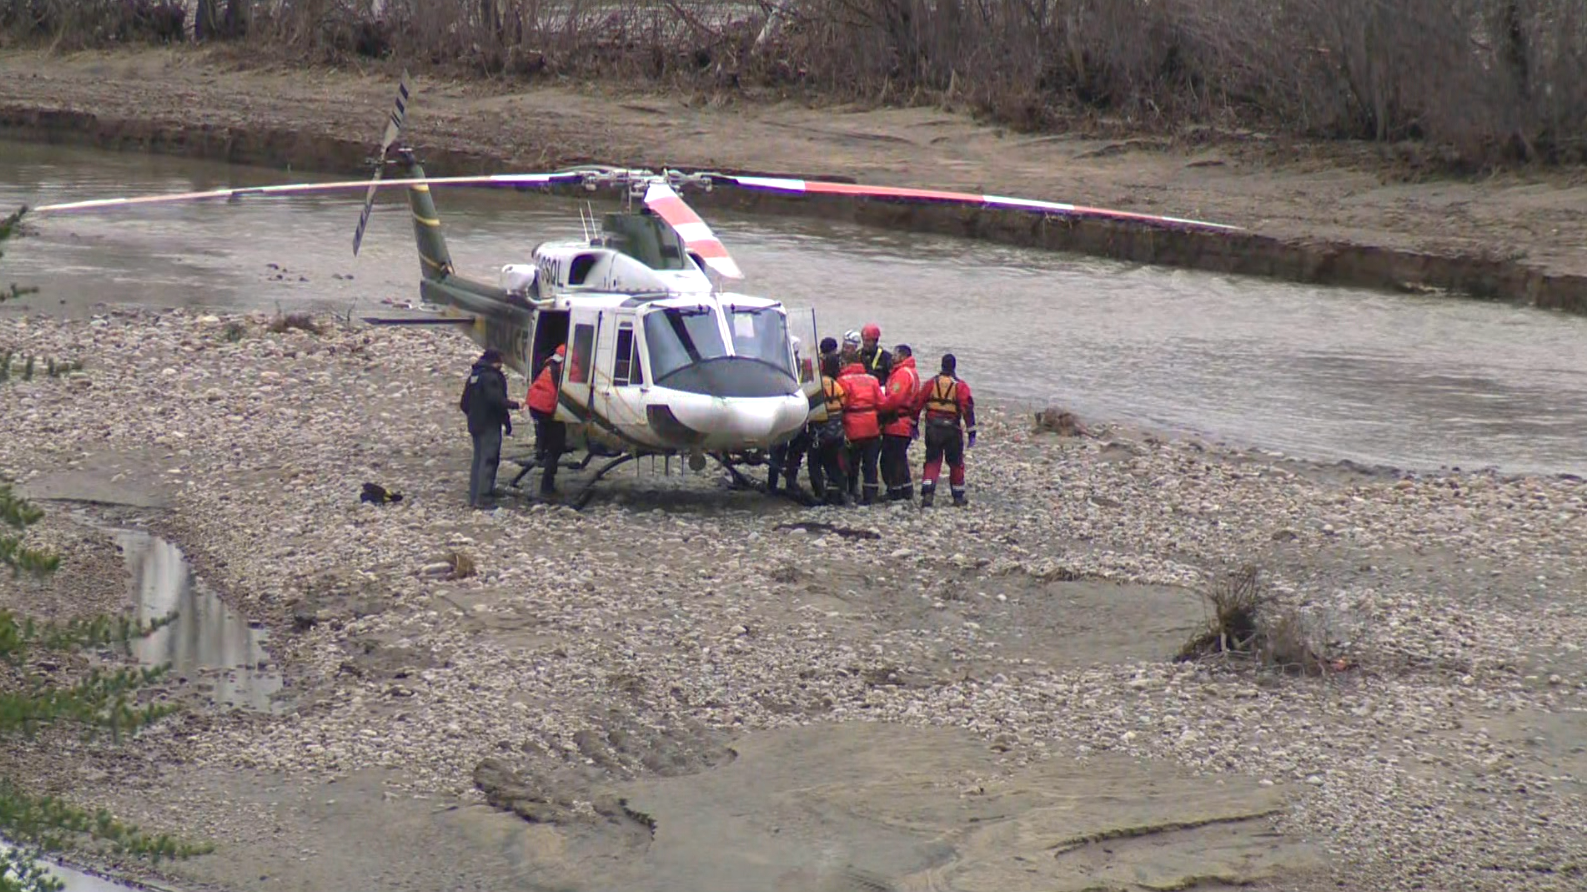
[[29, 72, 1242, 507]]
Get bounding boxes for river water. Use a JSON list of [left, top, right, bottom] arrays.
[[3, 138, 1585, 475]]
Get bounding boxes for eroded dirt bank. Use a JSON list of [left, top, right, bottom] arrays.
[[2, 309, 1586, 892], [2, 46, 1587, 313]]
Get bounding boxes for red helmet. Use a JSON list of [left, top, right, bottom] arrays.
[[555, 344, 567, 356], [861, 323, 881, 340]]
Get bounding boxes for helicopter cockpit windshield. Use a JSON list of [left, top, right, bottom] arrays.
[[642, 304, 799, 399], [727, 306, 793, 376]]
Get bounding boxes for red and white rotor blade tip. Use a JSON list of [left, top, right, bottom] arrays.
[[30, 172, 576, 215], [723, 176, 1242, 232], [643, 182, 743, 279]]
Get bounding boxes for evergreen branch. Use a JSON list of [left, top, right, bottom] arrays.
[[0, 844, 65, 892], [0, 781, 215, 863], [0, 485, 46, 532], [0, 610, 181, 665], [0, 664, 179, 742]]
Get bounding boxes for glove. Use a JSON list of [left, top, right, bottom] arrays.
[[968, 430, 977, 448], [504, 419, 514, 437]]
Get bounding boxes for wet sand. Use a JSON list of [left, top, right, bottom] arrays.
[[1, 46, 1585, 310]]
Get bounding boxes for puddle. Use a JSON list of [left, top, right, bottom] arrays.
[[114, 529, 286, 714], [0, 842, 144, 892]]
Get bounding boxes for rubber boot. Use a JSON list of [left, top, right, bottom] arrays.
[[862, 484, 879, 505], [952, 487, 967, 507], [824, 485, 846, 507], [540, 474, 557, 497], [920, 483, 935, 507]]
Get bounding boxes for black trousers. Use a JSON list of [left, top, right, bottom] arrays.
[[849, 436, 882, 501], [532, 409, 567, 492], [922, 421, 966, 490], [769, 427, 811, 489], [807, 421, 847, 502], [468, 425, 503, 507], [881, 433, 913, 494]]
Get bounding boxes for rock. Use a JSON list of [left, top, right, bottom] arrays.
[[1034, 407, 1088, 437]]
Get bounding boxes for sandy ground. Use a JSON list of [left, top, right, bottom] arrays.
[[0, 46, 1585, 299], [1, 309, 1585, 892]]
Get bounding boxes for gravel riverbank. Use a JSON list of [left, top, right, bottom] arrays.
[[2, 308, 1585, 892]]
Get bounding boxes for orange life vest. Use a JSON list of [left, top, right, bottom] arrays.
[[924, 375, 960, 419]]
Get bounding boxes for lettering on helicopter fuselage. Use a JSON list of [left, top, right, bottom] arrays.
[[538, 255, 565, 290], [486, 318, 531, 364]]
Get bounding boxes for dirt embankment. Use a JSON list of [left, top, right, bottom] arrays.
[[1, 46, 1586, 315]]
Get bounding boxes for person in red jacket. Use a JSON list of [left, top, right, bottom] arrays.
[[526, 343, 567, 496], [913, 352, 976, 507], [837, 350, 885, 504], [879, 344, 921, 501]]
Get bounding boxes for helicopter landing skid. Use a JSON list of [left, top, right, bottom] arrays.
[[711, 453, 763, 492], [507, 451, 596, 488], [572, 454, 637, 510]]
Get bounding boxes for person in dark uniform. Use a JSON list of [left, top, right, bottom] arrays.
[[913, 352, 976, 507], [464, 348, 519, 509]]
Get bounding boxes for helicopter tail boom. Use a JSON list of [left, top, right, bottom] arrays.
[[402, 159, 456, 281]]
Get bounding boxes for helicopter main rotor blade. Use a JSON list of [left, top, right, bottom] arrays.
[[716, 175, 1243, 232], [29, 172, 586, 215], [642, 181, 743, 279], [353, 70, 414, 257]]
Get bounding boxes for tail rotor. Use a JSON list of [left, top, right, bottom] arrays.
[[353, 70, 413, 257]]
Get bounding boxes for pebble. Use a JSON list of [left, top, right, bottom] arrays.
[[3, 308, 1585, 892]]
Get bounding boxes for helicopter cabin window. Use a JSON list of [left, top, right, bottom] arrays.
[[728, 306, 793, 375], [569, 323, 594, 384], [569, 254, 598, 286], [612, 324, 644, 387], [643, 306, 729, 383]]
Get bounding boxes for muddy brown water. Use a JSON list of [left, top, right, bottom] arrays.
[[4, 139, 1587, 475]]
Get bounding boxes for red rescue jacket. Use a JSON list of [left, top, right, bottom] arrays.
[[837, 362, 883, 441], [915, 373, 976, 431], [880, 356, 921, 437], [527, 360, 562, 415]]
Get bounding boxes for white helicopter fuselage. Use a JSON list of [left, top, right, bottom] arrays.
[[498, 235, 815, 457]]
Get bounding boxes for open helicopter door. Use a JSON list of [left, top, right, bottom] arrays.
[[786, 306, 821, 403], [563, 305, 600, 425]]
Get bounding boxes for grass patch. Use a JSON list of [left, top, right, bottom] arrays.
[[265, 312, 323, 336], [1176, 565, 1336, 676]]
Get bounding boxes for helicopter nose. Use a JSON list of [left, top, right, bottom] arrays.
[[669, 394, 808, 446]]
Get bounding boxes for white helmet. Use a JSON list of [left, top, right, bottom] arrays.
[[842, 329, 862, 347]]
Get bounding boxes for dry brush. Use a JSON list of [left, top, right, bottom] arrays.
[[3, 0, 1585, 168]]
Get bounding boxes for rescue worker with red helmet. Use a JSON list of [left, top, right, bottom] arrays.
[[913, 352, 976, 507], [858, 322, 892, 383], [807, 351, 850, 505], [837, 344, 885, 504], [526, 343, 568, 496], [879, 343, 921, 501]]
